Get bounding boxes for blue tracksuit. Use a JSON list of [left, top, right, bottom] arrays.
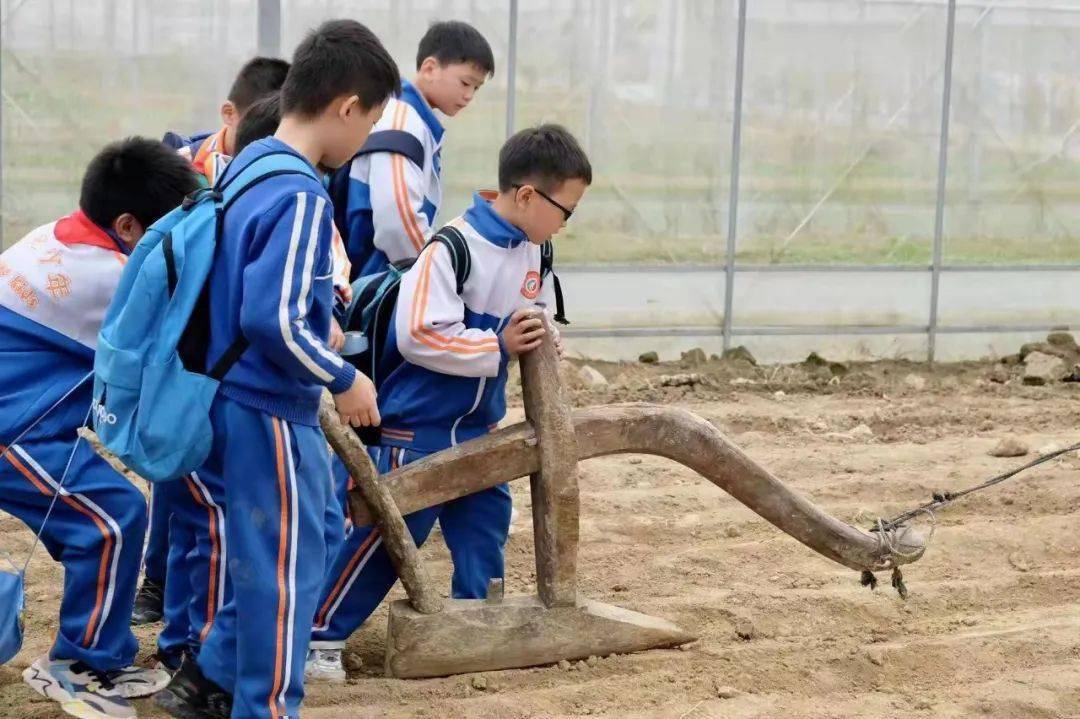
[[193, 137, 355, 719], [188, 396, 344, 717], [0, 211, 146, 671], [311, 446, 510, 647], [311, 193, 558, 647], [330, 79, 443, 279], [154, 131, 354, 664], [153, 471, 227, 662]]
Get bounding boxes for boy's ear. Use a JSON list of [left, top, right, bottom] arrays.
[[220, 101, 239, 128], [417, 56, 441, 76], [514, 184, 534, 207], [111, 213, 145, 248], [338, 94, 362, 121]]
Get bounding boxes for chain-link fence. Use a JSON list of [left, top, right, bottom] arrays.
[[2, 0, 1077, 361]]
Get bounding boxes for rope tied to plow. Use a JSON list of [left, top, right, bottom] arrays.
[[860, 440, 1080, 599]]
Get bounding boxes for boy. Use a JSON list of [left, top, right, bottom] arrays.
[[0, 137, 199, 718], [136, 57, 292, 628], [154, 19, 397, 719], [307, 124, 590, 680], [332, 20, 494, 279], [148, 97, 289, 669], [151, 90, 358, 677], [233, 93, 283, 155], [172, 56, 291, 183]]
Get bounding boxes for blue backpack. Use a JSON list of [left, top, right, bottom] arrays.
[[92, 150, 319, 483]]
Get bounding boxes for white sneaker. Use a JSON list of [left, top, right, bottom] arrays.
[[304, 647, 347, 683], [22, 656, 136, 719], [106, 663, 171, 698]]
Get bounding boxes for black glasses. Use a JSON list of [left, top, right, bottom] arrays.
[[512, 184, 573, 221]]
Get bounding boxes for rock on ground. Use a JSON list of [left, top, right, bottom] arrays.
[[1045, 331, 1077, 351], [988, 437, 1029, 458], [659, 373, 705, 387], [722, 345, 757, 365], [1022, 351, 1068, 385], [681, 348, 707, 366]]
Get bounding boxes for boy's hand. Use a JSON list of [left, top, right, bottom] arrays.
[[329, 318, 346, 353], [501, 309, 546, 357], [334, 373, 380, 427]]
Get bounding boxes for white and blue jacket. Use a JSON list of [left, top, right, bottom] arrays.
[[0, 211, 128, 443], [332, 79, 444, 279], [205, 137, 356, 426], [377, 192, 556, 452]]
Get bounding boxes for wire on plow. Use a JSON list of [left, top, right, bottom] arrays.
[[860, 440, 1080, 599]]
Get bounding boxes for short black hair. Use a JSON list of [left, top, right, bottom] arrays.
[[498, 124, 592, 193], [234, 92, 281, 156], [416, 20, 495, 77], [281, 19, 400, 118], [227, 56, 290, 115], [80, 137, 200, 230]]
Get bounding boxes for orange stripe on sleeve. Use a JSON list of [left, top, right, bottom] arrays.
[[389, 104, 425, 253], [414, 245, 494, 344], [392, 154, 426, 252], [407, 245, 500, 355]]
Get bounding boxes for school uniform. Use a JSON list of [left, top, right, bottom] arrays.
[[0, 211, 147, 670], [176, 127, 231, 187], [311, 192, 556, 647], [154, 130, 354, 669], [193, 137, 353, 719], [330, 79, 444, 279]]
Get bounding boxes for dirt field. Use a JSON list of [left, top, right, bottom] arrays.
[[1, 355, 1078, 718]]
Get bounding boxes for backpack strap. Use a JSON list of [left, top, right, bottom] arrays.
[[208, 336, 250, 380], [216, 150, 320, 210], [427, 225, 471, 295], [539, 241, 569, 325], [540, 241, 554, 276], [354, 129, 426, 169], [329, 132, 426, 257]]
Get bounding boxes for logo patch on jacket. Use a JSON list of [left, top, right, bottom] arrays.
[[520, 270, 541, 300]]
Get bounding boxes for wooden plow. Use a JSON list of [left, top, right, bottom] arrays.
[[319, 318, 925, 679]]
